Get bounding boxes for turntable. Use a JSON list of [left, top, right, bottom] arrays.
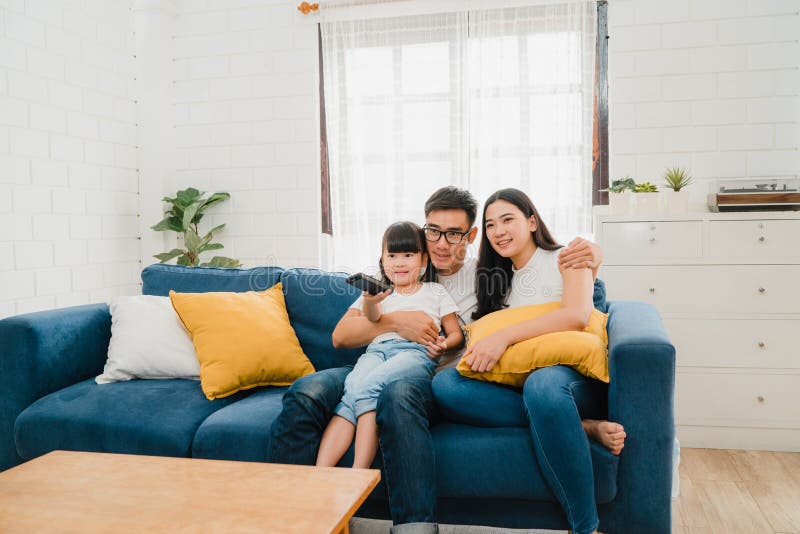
[[708, 179, 800, 211]]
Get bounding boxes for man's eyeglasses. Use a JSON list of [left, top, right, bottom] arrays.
[[422, 226, 470, 245]]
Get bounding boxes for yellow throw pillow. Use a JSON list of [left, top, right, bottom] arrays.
[[457, 301, 609, 387], [170, 283, 315, 400]]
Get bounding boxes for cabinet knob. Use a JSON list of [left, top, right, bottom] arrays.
[[758, 236, 765, 242], [758, 223, 765, 229], [650, 225, 656, 231], [649, 287, 656, 293], [758, 341, 765, 348], [757, 396, 765, 403], [649, 238, 656, 244], [758, 287, 766, 293]]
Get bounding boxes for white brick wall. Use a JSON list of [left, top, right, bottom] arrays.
[[2, 0, 797, 320], [608, 0, 800, 204], [170, 1, 320, 270], [0, 1, 139, 319]]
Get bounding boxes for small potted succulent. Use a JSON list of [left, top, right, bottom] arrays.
[[662, 166, 692, 214], [633, 180, 659, 215], [604, 176, 636, 215]]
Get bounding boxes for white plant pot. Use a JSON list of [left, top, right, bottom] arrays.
[[608, 191, 634, 215], [663, 190, 689, 215], [634, 192, 660, 215]]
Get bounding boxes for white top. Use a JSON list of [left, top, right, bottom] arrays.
[[350, 282, 460, 344], [506, 247, 564, 307], [437, 257, 478, 325]]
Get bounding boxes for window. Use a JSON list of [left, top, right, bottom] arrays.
[[320, 2, 606, 272]]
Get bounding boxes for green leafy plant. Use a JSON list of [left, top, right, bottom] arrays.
[[604, 176, 636, 193], [151, 188, 242, 268], [633, 181, 658, 193], [663, 166, 693, 191]]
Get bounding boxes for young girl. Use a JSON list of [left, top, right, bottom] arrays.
[[316, 221, 464, 469]]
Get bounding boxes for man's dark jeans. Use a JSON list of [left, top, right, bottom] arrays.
[[267, 366, 439, 526]]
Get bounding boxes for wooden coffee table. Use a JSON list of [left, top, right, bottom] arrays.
[[0, 450, 380, 533]]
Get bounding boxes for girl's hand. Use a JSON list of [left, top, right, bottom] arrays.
[[426, 336, 447, 359], [362, 288, 392, 304], [462, 332, 510, 373]]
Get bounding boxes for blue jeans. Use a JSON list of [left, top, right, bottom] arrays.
[[432, 366, 607, 534], [267, 363, 440, 527], [268, 366, 352, 465], [335, 340, 436, 425]]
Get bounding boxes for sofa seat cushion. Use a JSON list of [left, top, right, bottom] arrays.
[[191, 386, 289, 462], [432, 423, 619, 504], [14, 379, 243, 460]]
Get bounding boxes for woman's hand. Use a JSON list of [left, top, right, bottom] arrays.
[[426, 335, 447, 359], [462, 332, 510, 373]]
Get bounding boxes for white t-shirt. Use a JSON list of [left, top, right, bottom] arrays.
[[506, 247, 564, 307], [350, 282, 460, 344], [437, 257, 478, 326]]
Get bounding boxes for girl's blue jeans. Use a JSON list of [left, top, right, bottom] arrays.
[[432, 365, 607, 534], [334, 339, 436, 425]]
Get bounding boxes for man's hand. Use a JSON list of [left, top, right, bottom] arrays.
[[462, 332, 510, 373], [558, 237, 603, 271], [387, 311, 439, 346]]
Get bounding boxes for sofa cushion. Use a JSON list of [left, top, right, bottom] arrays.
[[432, 423, 618, 504], [280, 268, 364, 370], [191, 386, 289, 462], [141, 264, 284, 296], [593, 278, 608, 313], [457, 302, 609, 387], [170, 285, 315, 400], [14, 379, 243, 460]]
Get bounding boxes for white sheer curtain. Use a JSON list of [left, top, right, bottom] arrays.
[[321, 2, 597, 273]]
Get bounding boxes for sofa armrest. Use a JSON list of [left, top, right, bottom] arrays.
[[0, 304, 111, 471], [604, 301, 675, 534]]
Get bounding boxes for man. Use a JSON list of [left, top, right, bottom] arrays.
[[267, 186, 602, 534]]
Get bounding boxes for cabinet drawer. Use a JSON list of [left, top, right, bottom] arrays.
[[601, 265, 800, 314], [708, 219, 800, 260], [675, 370, 800, 428], [664, 318, 800, 369], [601, 221, 702, 261]]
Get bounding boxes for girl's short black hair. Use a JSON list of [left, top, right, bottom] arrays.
[[379, 221, 436, 283]]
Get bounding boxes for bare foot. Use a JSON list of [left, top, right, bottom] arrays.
[[582, 419, 626, 455]]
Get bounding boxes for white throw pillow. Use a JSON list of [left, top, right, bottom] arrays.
[[96, 295, 200, 384]]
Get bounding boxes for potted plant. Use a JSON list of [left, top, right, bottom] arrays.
[[633, 180, 659, 215], [604, 176, 636, 215], [151, 187, 242, 267], [662, 166, 692, 214]]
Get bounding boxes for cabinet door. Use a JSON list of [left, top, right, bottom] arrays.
[[675, 370, 800, 428], [708, 220, 800, 260], [601, 265, 800, 314], [664, 318, 800, 368], [601, 221, 703, 262]]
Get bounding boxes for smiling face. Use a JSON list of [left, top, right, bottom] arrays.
[[424, 209, 478, 276], [381, 249, 427, 288], [483, 199, 537, 268]]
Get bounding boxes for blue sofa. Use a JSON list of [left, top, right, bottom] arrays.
[[0, 264, 675, 533]]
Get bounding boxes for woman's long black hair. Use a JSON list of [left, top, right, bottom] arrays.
[[379, 221, 436, 285], [473, 189, 560, 320]]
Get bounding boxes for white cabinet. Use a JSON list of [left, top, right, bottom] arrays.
[[596, 212, 800, 451]]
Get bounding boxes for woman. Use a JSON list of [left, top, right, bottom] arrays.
[[432, 188, 625, 534]]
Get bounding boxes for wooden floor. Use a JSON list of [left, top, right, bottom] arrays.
[[674, 448, 800, 534]]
